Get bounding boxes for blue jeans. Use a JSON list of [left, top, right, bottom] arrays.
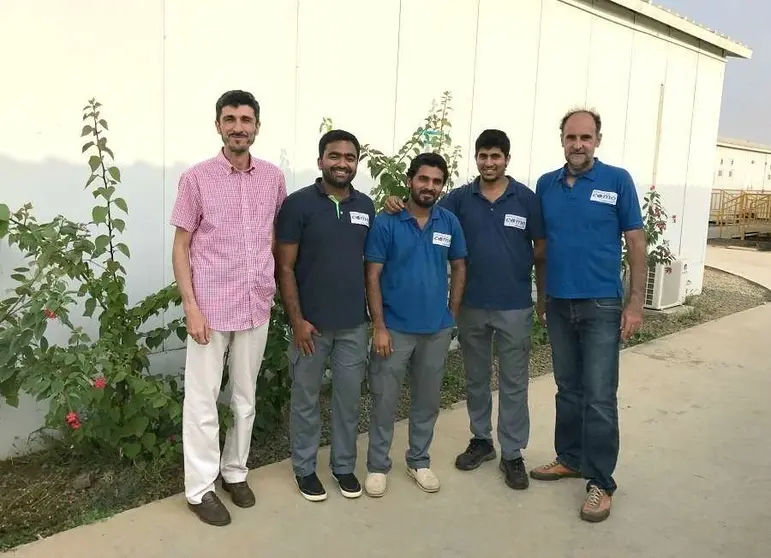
[[546, 297, 622, 494]]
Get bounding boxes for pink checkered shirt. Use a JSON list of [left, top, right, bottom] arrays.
[[170, 149, 287, 332]]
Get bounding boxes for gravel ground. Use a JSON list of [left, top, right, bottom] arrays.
[[1, 265, 769, 551]]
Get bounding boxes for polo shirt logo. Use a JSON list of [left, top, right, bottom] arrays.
[[504, 214, 527, 230], [590, 189, 618, 205], [432, 232, 452, 247], [349, 211, 370, 227]]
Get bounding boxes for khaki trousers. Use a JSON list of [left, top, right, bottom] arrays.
[[182, 323, 269, 504]]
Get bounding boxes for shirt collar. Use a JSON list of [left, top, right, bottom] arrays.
[[214, 149, 257, 174], [313, 177, 359, 200], [470, 175, 519, 197], [398, 205, 441, 222], [557, 158, 600, 183]]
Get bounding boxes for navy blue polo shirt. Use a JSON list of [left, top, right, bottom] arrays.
[[276, 179, 375, 331], [536, 158, 643, 299], [364, 205, 467, 334], [439, 176, 545, 310]]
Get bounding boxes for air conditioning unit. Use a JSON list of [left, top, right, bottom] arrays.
[[644, 259, 688, 310]]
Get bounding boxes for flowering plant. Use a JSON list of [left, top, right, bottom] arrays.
[[622, 184, 677, 278]]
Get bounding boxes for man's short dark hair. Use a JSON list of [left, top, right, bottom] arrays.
[[318, 129, 361, 159], [475, 129, 510, 158], [216, 90, 260, 121], [559, 108, 602, 135], [407, 152, 449, 184]]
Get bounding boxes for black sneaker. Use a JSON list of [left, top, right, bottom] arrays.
[[295, 472, 327, 502], [455, 438, 496, 471], [500, 457, 529, 490], [332, 472, 363, 499]]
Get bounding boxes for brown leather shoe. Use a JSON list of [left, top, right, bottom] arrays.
[[529, 459, 583, 481], [581, 485, 612, 522], [222, 480, 256, 508], [187, 491, 231, 526]]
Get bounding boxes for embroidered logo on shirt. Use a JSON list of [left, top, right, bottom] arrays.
[[349, 211, 370, 227], [432, 232, 452, 247], [590, 189, 618, 205], [503, 214, 527, 230]]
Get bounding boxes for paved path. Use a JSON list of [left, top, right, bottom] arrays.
[[9, 248, 771, 558]]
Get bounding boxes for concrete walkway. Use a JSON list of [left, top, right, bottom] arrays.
[[9, 247, 771, 558]]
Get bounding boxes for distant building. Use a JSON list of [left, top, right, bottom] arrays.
[[714, 138, 771, 191]]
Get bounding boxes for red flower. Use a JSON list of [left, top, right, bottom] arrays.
[[649, 185, 656, 191], [93, 376, 107, 389], [665, 266, 673, 274], [65, 411, 81, 430], [672, 214, 677, 223], [44, 309, 56, 319]]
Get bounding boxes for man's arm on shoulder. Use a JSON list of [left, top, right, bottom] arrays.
[[448, 214, 467, 317], [438, 185, 461, 215]]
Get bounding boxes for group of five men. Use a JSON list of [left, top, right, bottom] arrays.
[[170, 89, 647, 528]]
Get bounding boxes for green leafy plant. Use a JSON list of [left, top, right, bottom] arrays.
[[321, 91, 465, 211], [622, 184, 677, 279], [0, 100, 188, 461]]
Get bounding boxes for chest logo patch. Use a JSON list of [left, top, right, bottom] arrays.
[[432, 232, 452, 247], [349, 211, 370, 227], [504, 214, 527, 230], [590, 189, 618, 205]]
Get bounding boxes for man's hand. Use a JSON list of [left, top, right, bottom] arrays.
[[620, 302, 643, 341], [372, 326, 393, 358], [536, 298, 546, 325], [292, 319, 319, 356], [185, 305, 210, 345], [383, 196, 405, 215]]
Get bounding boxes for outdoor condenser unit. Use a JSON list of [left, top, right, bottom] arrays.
[[644, 258, 688, 310]]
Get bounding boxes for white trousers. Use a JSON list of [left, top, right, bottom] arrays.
[[183, 323, 270, 504]]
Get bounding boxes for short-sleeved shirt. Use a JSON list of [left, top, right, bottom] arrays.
[[275, 179, 375, 331], [536, 158, 643, 299], [364, 205, 467, 334], [169, 150, 287, 332], [439, 176, 545, 310]]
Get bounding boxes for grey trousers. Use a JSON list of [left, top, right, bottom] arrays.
[[366, 327, 454, 473], [288, 323, 368, 477], [457, 306, 533, 460]]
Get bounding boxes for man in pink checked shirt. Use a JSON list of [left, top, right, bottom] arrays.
[[170, 90, 287, 527]]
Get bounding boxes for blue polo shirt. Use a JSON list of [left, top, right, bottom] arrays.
[[439, 176, 545, 310], [536, 158, 643, 299], [364, 205, 467, 334]]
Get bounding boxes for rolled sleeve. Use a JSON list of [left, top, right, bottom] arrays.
[[169, 172, 202, 233], [617, 170, 644, 231], [364, 214, 390, 264], [448, 215, 467, 260]]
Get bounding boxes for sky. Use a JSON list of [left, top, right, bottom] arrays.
[[657, 0, 770, 145]]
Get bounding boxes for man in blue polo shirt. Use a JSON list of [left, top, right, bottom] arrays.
[[276, 129, 375, 503], [363, 152, 467, 498], [383, 129, 546, 491], [529, 109, 646, 523]]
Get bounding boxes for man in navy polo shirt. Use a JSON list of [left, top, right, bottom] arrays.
[[529, 109, 646, 523], [383, 129, 546, 491], [363, 152, 467, 498], [276, 129, 375, 503]]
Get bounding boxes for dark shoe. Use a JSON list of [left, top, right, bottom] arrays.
[[332, 472, 363, 499], [221, 480, 255, 508], [529, 459, 583, 481], [187, 491, 231, 526], [455, 438, 496, 471], [499, 457, 529, 490], [296, 472, 328, 502]]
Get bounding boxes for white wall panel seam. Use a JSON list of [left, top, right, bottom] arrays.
[[465, 0, 482, 176], [161, 0, 168, 352], [390, 0, 404, 154], [620, 12, 637, 166], [677, 45, 701, 254], [526, 0, 546, 188], [292, 0, 301, 189]]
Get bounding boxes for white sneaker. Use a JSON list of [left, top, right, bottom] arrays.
[[408, 467, 440, 493], [364, 472, 388, 498]]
